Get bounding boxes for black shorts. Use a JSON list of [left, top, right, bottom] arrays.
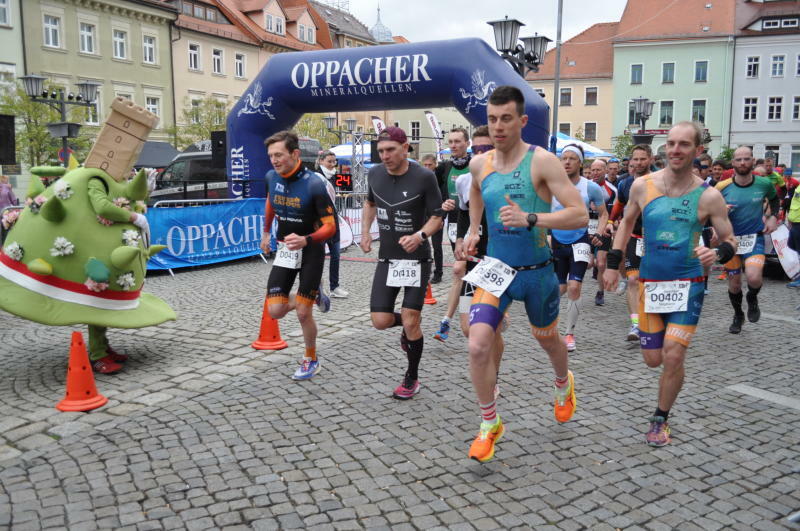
[[370, 260, 432, 313], [552, 234, 590, 284], [267, 242, 325, 306], [625, 236, 642, 274]]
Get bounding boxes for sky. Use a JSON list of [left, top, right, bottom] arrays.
[[342, 0, 629, 49]]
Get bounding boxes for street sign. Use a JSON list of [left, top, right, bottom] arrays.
[[58, 147, 74, 162]]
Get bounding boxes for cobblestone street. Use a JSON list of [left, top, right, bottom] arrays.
[[1, 245, 798, 530]]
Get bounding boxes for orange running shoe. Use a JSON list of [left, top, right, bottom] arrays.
[[468, 417, 504, 463], [717, 272, 727, 280], [553, 370, 576, 423]]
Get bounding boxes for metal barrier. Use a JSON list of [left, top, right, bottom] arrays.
[[334, 193, 378, 249], [152, 198, 244, 208], [0, 206, 24, 247]]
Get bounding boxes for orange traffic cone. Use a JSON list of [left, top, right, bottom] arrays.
[[424, 282, 437, 305], [56, 332, 108, 412], [251, 298, 288, 350]]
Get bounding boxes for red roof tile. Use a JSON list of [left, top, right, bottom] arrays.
[[614, 0, 736, 41], [527, 22, 618, 81]]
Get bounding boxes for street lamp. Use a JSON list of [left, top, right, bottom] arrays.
[[632, 96, 655, 145], [487, 17, 550, 77], [18, 74, 101, 167]]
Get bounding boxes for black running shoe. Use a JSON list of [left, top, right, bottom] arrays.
[[747, 299, 760, 323], [729, 313, 744, 334]]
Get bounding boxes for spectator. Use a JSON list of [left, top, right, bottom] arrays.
[[317, 150, 337, 184], [786, 171, 800, 288], [315, 151, 348, 298], [0, 175, 17, 210], [711, 160, 728, 185]]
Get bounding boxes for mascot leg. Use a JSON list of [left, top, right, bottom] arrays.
[[88, 325, 122, 374]]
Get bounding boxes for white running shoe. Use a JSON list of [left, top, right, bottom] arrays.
[[330, 287, 349, 298]]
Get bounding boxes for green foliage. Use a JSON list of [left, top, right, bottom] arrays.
[[293, 113, 340, 148], [166, 96, 231, 150], [717, 146, 734, 162], [612, 130, 634, 159], [573, 127, 585, 142]]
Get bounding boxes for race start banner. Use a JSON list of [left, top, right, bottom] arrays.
[[147, 199, 264, 270]]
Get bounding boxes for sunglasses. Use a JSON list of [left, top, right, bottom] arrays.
[[471, 144, 493, 154], [699, 165, 709, 170]]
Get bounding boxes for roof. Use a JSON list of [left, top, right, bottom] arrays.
[[736, 0, 800, 36], [527, 22, 618, 81], [233, 0, 271, 12], [175, 13, 261, 45], [214, 0, 328, 51], [392, 36, 409, 44], [283, 6, 308, 21], [308, 0, 376, 44], [614, 0, 736, 42]]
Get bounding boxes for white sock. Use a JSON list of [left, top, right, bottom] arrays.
[[566, 298, 579, 334]]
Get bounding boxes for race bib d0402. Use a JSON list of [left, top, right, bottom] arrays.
[[644, 280, 690, 313]]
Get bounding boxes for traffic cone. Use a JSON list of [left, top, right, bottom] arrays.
[[251, 298, 288, 350], [56, 332, 108, 412], [424, 282, 437, 305]]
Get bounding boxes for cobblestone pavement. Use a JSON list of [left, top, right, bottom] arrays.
[[0, 243, 798, 530]]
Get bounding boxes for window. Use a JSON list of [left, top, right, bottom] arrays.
[[583, 123, 597, 142], [79, 22, 95, 54], [112, 29, 128, 59], [276, 17, 284, 34], [213, 101, 226, 126], [763, 19, 780, 29], [627, 101, 637, 126], [768, 96, 783, 120], [793, 96, 799, 120], [43, 14, 61, 48], [142, 35, 156, 64], [630, 64, 642, 84], [188, 43, 200, 70], [206, 8, 216, 22], [782, 18, 798, 28], [190, 99, 200, 124], [410, 121, 420, 141], [691, 99, 706, 124], [558, 123, 571, 136], [145, 96, 160, 117], [299, 24, 305, 42], [85, 100, 100, 125], [659, 101, 674, 127], [743, 97, 758, 121], [182, 2, 192, 15], [0, 0, 8, 26], [662, 62, 674, 83], [116, 92, 132, 101], [585, 87, 597, 106], [771, 55, 785, 76], [345, 39, 352, 47], [193, 5, 203, 18], [559, 88, 572, 106], [308, 27, 315, 44], [797, 54, 800, 76], [212, 48, 223, 74], [694, 61, 708, 82], [234, 53, 245, 78], [265, 13, 273, 32], [746, 56, 759, 78]]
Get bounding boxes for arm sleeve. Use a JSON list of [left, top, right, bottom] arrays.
[[308, 184, 336, 243], [87, 178, 133, 222], [264, 198, 274, 233], [609, 199, 625, 221]]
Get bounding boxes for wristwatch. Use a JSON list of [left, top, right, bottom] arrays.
[[526, 212, 538, 228], [419, 231, 428, 240]]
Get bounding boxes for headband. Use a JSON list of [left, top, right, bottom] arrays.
[[562, 145, 584, 163]]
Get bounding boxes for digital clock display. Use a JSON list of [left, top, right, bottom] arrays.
[[334, 173, 353, 192]]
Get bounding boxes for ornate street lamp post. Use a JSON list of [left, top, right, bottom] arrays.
[[632, 96, 656, 145]]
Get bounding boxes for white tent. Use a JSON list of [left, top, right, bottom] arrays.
[[329, 142, 371, 161], [554, 132, 614, 158]]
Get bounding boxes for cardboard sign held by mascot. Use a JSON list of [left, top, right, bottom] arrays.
[[0, 97, 176, 373]]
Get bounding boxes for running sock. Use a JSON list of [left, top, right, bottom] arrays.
[[405, 336, 423, 381], [566, 299, 580, 334], [479, 400, 498, 424], [555, 374, 569, 388], [630, 313, 639, 326], [441, 315, 450, 324], [746, 285, 761, 304], [654, 407, 670, 421], [729, 290, 744, 315], [305, 347, 317, 361], [392, 312, 403, 327]]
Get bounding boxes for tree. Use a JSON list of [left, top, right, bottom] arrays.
[[611, 129, 634, 159], [717, 145, 735, 162], [573, 127, 585, 142], [167, 96, 231, 150], [293, 113, 340, 148], [0, 83, 95, 167]]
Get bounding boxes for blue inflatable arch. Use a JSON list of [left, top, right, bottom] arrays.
[[226, 37, 550, 198]]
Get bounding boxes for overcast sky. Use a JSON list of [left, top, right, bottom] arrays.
[[343, 0, 629, 49]]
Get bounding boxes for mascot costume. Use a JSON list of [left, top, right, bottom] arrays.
[[0, 97, 176, 373]]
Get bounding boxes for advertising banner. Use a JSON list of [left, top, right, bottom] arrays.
[[147, 199, 264, 270], [769, 224, 800, 279]]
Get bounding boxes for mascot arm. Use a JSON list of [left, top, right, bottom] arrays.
[[88, 179, 134, 222]]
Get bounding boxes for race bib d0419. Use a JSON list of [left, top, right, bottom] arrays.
[[274, 242, 302, 269], [386, 260, 421, 287]]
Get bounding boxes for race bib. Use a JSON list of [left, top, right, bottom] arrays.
[[587, 218, 599, 236], [572, 242, 591, 263], [644, 280, 690, 313], [635, 237, 644, 257], [463, 256, 517, 298], [386, 260, 421, 287], [448, 222, 458, 243], [736, 233, 756, 255], [274, 242, 302, 269]]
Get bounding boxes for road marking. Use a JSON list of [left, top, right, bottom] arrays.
[[760, 312, 800, 324], [727, 384, 800, 411]]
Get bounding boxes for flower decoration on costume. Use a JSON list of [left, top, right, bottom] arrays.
[[84, 278, 109, 292], [4, 242, 23, 261], [50, 237, 75, 257], [1, 209, 20, 230], [121, 229, 140, 247], [134, 200, 147, 214], [113, 197, 131, 210], [96, 215, 114, 226], [116, 272, 136, 291], [27, 195, 47, 214], [53, 180, 74, 200]]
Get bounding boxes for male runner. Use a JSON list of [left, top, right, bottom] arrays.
[[590, 158, 616, 306], [553, 145, 608, 352], [606, 144, 653, 341], [606, 158, 621, 185], [260, 131, 335, 380], [432, 128, 472, 340], [716, 146, 779, 333], [603, 122, 735, 446], [463, 86, 588, 462], [360, 127, 443, 399]]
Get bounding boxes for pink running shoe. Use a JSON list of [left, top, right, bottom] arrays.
[[392, 374, 420, 400]]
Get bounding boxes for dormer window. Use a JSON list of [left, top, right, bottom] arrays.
[[276, 17, 284, 34], [763, 19, 780, 29]]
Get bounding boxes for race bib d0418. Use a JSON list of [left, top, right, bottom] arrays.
[[386, 260, 421, 287]]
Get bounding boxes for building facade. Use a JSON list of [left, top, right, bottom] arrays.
[[0, 0, 24, 88]]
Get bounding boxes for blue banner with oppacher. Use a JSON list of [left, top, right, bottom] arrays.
[[146, 199, 265, 270]]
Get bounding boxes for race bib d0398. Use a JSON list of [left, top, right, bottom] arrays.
[[448, 222, 458, 243], [644, 280, 690, 313], [736, 233, 756, 255], [463, 256, 517, 298], [386, 260, 421, 287], [274, 242, 302, 269]]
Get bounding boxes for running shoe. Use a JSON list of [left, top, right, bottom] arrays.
[[627, 324, 640, 341], [729, 313, 744, 334], [292, 358, 321, 380], [594, 291, 605, 306], [565, 334, 576, 352], [106, 347, 128, 363], [747, 298, 760, 323], [92, 356, 123, 374], [433, 319, 450, 342], [430, 272, 443, 284], [645, 416, 671, 447], [716, 272, 727, 280], [616, 279, 628, 295], [392, 373, 420, 400], [468, 417, 505, 463], [787, 278, 800, 288], [330, 287, 349, 298], [315, 285, 331, 313], [553, 370, 576, 423]]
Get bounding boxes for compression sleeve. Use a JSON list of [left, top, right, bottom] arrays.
[[308, 185, 336, 243], [264, 198, 274, 233], [609, 199, 625, 221]]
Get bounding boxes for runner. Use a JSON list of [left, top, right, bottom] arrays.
[[260, 131, 335, 381], [463, 85, 588, 462], [553, 145, 608, 352], [433, 128, 472, 341], [360, 126, 444, 399], [716, 146, 779, 333], [590, 158, 616, 306], [606, 144, 653, 341], [603, 122, 735, 446]]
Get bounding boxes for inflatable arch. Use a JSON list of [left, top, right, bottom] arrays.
[[226, 37, 550, 198]]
